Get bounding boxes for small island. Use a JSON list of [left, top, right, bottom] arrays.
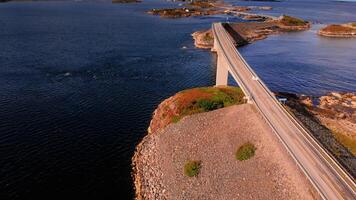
[[147, 1, 273, 19], [132, 86, 316, 199], [193, 15, 310, 49], [318, 23, 356, 38]]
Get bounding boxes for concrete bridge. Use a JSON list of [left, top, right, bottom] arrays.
[[212, 22, 356, 200]]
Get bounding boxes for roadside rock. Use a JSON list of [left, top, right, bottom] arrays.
[[277, 92, 356, 177]]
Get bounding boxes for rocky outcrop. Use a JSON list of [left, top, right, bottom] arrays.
[[191, 29, 214, 49], [275, 15, 311, 31], [278, 92, 356, 177], [304, 92, 356, 156], [318, 23, 356, 38]]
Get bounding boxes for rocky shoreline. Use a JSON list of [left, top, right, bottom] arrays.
[[318, 23, 356, 38], [277, 92, 356, 177]]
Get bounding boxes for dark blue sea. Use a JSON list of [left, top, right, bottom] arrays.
[[0, 0, 355, 199]]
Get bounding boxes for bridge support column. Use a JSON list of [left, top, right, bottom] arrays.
[[216, 52, 228, 86]]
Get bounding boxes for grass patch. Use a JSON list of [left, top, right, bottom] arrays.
[[180, 87, 245, 117], [203, 32, 214, 42], [332, 130, 356, 156], [171, 115, 180, 123], [184, 160, 201, 177], [197, 99, 224, 111], [280, 15, 307, 26], [236, 143, 256, 161]]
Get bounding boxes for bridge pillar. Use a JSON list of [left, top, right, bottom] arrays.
[[216, 52, 228, 86]]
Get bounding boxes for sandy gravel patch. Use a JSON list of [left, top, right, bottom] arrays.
[[133, 104, 318, 199]]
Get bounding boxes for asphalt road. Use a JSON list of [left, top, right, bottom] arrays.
[[212, 23, 356, 200]]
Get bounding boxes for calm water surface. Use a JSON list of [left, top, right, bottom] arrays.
[[0, 0, 355, 199]]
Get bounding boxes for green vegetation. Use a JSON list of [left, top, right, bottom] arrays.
[[280, 15, 307, 26], [235, 143, 256, 161], [172, 87, 245, 123], [184, 160, 201, 177], [181, 87, 244, 117], [203, 32, 214, 42], [197, 99, 224, 111], [171, 115, 180, 123], [332, 129, 356, 156]]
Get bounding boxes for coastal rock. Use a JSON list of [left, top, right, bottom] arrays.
[[276, 15, 311, 31], [277, 92, 356, 176], [318, 23, 356, 38], [298, 92, 356, 154], [191, 29, 214, 49]]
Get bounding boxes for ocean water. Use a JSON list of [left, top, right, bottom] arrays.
[[0, 0, 355, 199]]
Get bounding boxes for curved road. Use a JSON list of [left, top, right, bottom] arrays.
[[212, 23, 356, 200]]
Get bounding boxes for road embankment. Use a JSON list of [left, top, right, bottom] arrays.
[[277, 92, 356, 178]]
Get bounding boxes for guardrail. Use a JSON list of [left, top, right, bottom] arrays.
[[212, 22, 356, 199]]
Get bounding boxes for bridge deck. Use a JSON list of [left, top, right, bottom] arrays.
[[212, 23, 356, 200]]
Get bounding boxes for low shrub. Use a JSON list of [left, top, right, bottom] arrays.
[[236, 143, 256, 161], [197, 99, 224, 111], [203, 32, 214, 42], [280, 15, 307, 26], [184, 160, 201, 177]]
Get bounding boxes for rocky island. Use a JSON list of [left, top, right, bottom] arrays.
[[147, 0, 273, 19], [133, 86, 317, 199], [318, 23, 356, 37], [193, 15, 311, 49]]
